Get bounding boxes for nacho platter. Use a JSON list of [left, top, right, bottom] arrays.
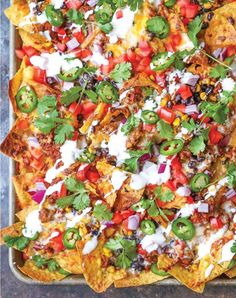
[[1, 0, 236, 292]]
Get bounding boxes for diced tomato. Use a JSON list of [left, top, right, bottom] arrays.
[[49, 231, 65, 253], [59, 183, 67, 198], [184, 4, 200, 19], [112, 211, 123, 224], [186, 196, 194, 204], [113, 54, 128, 64], [22, 46, 39, 57], [76, 164, 90, 181], [73, 30, 85, 43], [100, 62, 114, 75], [86, 169, 100, 183], [209, 126, 223, 145], [199, 114, 210, 123], [28, 146, 43, 160], [166, 211, 175, 221], [165, 33, 182, 52], [71, 131, 79, 141], [177, 85, 192, 100], [210, 217, 224, 230], [66, 0, 83, 9], [81, 102, 97, 119], [143, 123, 156, 132], [56, 27, 66, 35], [165, 180, 177, 191], [15, 49, 25, 60], [226, 46, 236, 57], [155, 73, 166, 88], [56, 42, 67, 52], [116, 9, 123, 19], [173, 170, 188, 185], [156, 198, 166, 208], [127, 49, 139, 63], [69, 102, 82, 115], [146, 184, 157, 191], [157, 107, 176, 124], [172, 104, 186, 113], [33, 67, 46, 84], [18, 119, 29, 129], [133, 57, 154, 75], [138, 40, 153, 57], [30, 158, 44, 170], [137, 244, 148, 256], [120, 209, 135, 219], [177, 0, 190, 7], [171, 156, 182, 171], [75, 49, 92, 59]]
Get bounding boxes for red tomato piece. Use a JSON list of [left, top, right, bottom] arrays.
[[112, 211, 123, 224], [71, 131, 79, 141], [184, 4, 200, 19], [76, 164, 90, 181], [66, 0, 83, 9], [210, 217, 224, 230], [120, 209, 135, 219], [69, 102, 82, 115], [143, 123, 156, 132], [127, 49, 138, 63], [59, 183, 67, 198], [33, 67, 46, 84], [86, 169, 100, 183], [157, 107, 176, 124], [177, 85, 192, 100], [226, 46, 236, 57], [209, 126, 223, 145], [49, 232, 65, 253], [156, 198, 166, 208], [81, 102, 97, 119], [165, 180, 177, 191], [186, 196, 194, 204], [56, 42, 67, 52], [15, 49, 25, 60], [28, 146, 43, 160], [22, 46, 39, 57], [171, 156, 182, 171], [116, 10, 123, 19], [18, 119, 29, 130], [137, 244, 148, 256], [172, 104, 186, 113], [138, 40, 153, 57], [73, 30, 85, 43]]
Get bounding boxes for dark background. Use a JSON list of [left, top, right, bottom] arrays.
[[0, 1, 235, 297]]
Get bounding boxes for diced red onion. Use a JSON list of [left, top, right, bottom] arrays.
[[183, 74, 199, 86], [104, 221, 114, 228], [219, 48, 227, 61], [33, 244, 43, 251], [231, 60, 236, 77], [218, 135, 230, 148], [185, 105, 198, 114], [63, 81, 74, 91], [87, 0, 99, 6], [66, 37, 80, 50], [197, 203, 209, 213], [32, 190, 46, 204], [127, 215, 140, 230], [139, 153, 151, 162], [212, 48, 223, 59], [35, 182, 46, 191], [27, 137, 40, 148], [224, 189, 236, 199], [158, 163, 166, 174], [121, 117, 127, 124], [176, 186, 191, 197]]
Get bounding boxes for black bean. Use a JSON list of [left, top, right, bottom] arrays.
[[46, 77, 57, 84], [196, 156, 205, 162], [207, 12, 214, 21], [188, 161, 197, 169], [205, 85, 213, 95], [202, 22, 209, 29], [228, 17, 235, 25]]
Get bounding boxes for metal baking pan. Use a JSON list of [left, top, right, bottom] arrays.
[[8, 9, 235, 286]]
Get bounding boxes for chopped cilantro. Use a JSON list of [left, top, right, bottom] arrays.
[[187, 16, 202, 47], [60, 86, 83, 106], [210, 65, 229, 79], [93, 204, 113, 221], [3, 235, 30, 251], [189, 135, 206, 155], [121, 114, 140, 135], [157, 120, 174, 140], [66, 9, 84, 25], [110, 62, 132, 83], [124, 149, 149, 173], [155, 186, 174, 202], [54, 123, 74, 144], [182, 118, 197, 132], [227, 163, 236, 188]]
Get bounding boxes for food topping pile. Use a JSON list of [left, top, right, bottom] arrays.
[[1, 0, 236, 292]]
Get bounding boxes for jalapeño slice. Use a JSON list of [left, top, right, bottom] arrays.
[[63, 228, 81, 249], [140, 220, 156, 235], [151, 52, 175, 71], [16, 86, 38, 113], [151, 263, 170, 276], [164, 0, 176, 7], [58, 68, 82, 82], [45, 5, 65, 27], [96, 81, 119, 103], [77, 149, 96, 163], [160, 139, 184, 156], [141, 110, 159, 124], [190, 173, 210, 192], [172, 218, 195, 240]]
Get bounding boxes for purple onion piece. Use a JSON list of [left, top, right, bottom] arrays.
[[127, 215, 140, 230], [66, 37, 80, 50], [32, 190, 46, 204], [224, 189, 236, 199], [158, 163, 166, 174], [139, 153, 151, 162], [218, 135, 230, 148]]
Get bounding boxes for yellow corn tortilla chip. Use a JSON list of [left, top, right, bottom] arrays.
[[0, 222, 24, 245], [80, 237, 127, 293], [225, 266, 236, 278], [55, 250, 82, 274], [13, 174, 38, 209], [205, 2, 236, 50], [16, 205, 38, 222], [4, 0, 30, 28], [122, 73, 162, 93], [19, 29, 53, 52], [114, 270, 168, 288], [18, 260, 65, 282]]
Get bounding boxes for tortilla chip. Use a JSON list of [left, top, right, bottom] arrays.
[[19, 29, 53, 52], [0, 222, 24, 245], [18, 260, 65, 282], [81, 27, 100, 49], [122, 73, 162, 93], [13, 174, 37, 209], [16, 205, 38, 222], [80, 237, 127, 292], [114, 271, 168, 288], [55, 250, 82, 274], [225, 266, 236, 278], [4, 0, 29, 28], [205, 2, 236, 50]]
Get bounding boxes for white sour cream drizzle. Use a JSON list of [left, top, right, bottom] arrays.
[[111, 170, 127, 190]]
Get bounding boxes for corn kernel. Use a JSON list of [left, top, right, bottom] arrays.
[[107, 266, 115, 273], [203, 2, 212, 9], [103, 247, 112, 257], [200, 92, 207, 100], [160, 98, 168, 107], [203, 78, 210, 85], [173, 118, 180, 126], [181, 115, 189, 121], [127, 231, 133, 236], [195, 84, 201, 92]]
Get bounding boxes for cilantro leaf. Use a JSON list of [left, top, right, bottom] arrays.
[[105, 238, 123, 250], [85, 90, 98, 103], [37, 96, 57, 115], [34, 117, 57, 134], [60, 86, 82, 106], [157, 120, 174, 140], [182, 118, 197, 132], [47, 259, 60, 272], [231, 240, 236, 254], [147, 200, 159, 216], [3, 235, 30, 251], [199, 102, 229, 124], [227, 163, 236, 188], [54, 123, 74, 144], [155, 186, 174, 202], [32, 255, 48, 268], [73, 193, 90, 211], [66, 9, 84, 25], [56, 194, 75, 209], [189, 135, 205, 155], [64, 177, 86, 193], [116, 251, 132, 269], [121, 114, 140, 135], [110, 62, 132, 83], [124, 149, 149, 173], [187, 16, 203, 47], [127, 0, 143, 11], [93, 204, 113, 221], [131, 198, 152, 211], [210, 65, 228, 79]]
